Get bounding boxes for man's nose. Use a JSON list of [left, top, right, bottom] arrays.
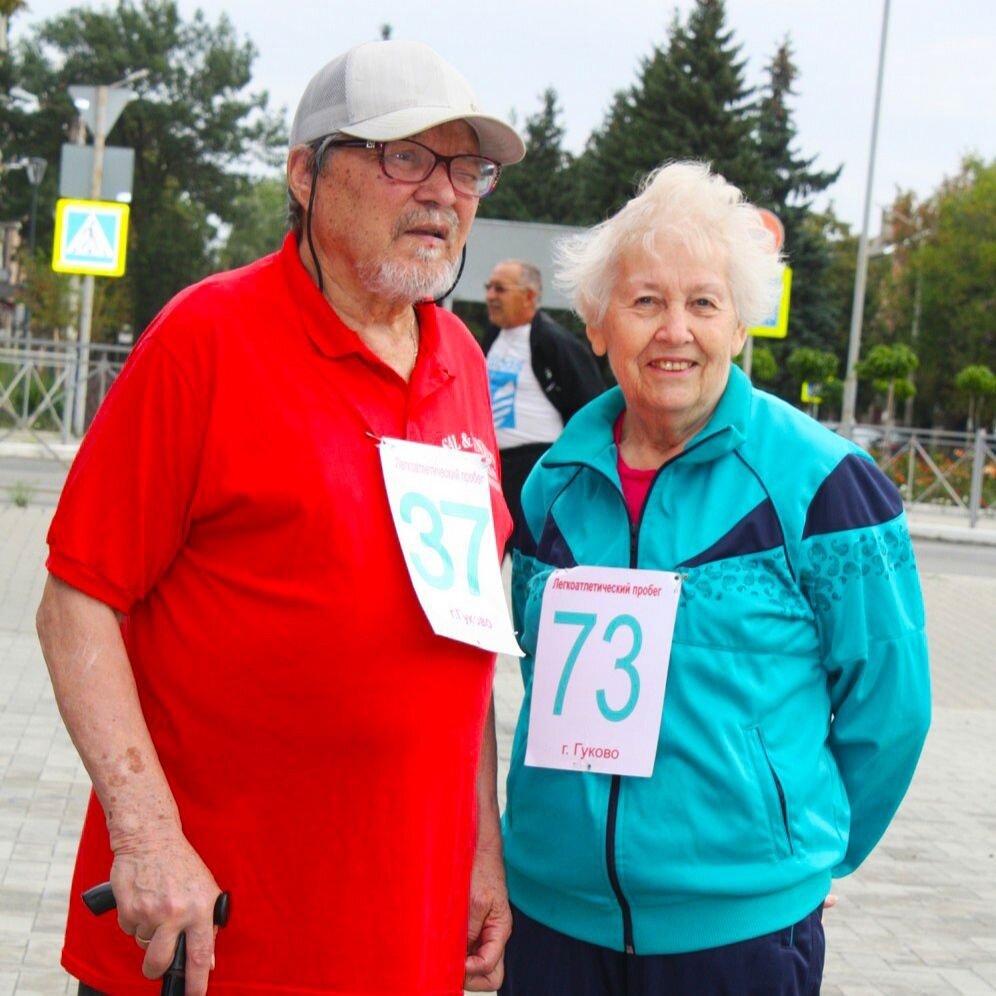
[[415, 160, 458, 206]]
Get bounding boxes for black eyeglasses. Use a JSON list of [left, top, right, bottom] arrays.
[[326, 138, 502, 198]]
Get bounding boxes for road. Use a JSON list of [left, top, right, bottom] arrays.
[[915, 537, 996, 578]]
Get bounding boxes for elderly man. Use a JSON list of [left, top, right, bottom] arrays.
[[482, 259, 604, 552], [36, 40, 523, 996]]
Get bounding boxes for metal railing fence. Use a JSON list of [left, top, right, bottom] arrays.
[[2, 338, 994, 526], [0, 336, 129, 455], [861, 424, 995, 527]]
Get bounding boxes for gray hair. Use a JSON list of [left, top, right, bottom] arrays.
[[505, 260, 543, 300], [287, 136, 337, 233], [554, 161, 783, 328]]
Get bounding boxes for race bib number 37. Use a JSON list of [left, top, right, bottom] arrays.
[[525, 566, 681, 777], [379, 437, 522, 657]]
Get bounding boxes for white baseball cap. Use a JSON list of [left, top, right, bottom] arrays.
[[290, 39, 525, 165]]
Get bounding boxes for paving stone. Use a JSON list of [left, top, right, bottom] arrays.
[[938, 968, 996, 994]]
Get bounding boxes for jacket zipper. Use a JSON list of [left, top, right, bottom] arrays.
[[557, 422, 731, 956], [603, 513, 641, 954], [606, 773, 635, 953]]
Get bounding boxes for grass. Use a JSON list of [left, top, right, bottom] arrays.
[[6, 481, 35, 508]]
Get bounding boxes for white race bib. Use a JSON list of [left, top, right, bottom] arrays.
[[525, 566, 681, 777], [379, 437, 521, 657]]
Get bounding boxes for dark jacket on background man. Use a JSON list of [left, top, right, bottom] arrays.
[[481, 310, 605, 425]]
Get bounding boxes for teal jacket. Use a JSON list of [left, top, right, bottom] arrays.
[[503, 366, 931, 954]]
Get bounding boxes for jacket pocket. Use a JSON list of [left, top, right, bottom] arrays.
[[745, 726, 795, 859]]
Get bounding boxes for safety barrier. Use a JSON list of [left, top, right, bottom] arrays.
[[0, 336, 129, 455], [2, 339, 993, 526]]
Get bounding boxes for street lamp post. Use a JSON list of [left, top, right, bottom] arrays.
[[840, 0, 891, 440], [0, 156, 46, 250], [24, 156, 46, 252], [69, 68, 147, 436]]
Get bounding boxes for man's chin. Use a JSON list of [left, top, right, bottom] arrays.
[[358, 256, 461, 302]]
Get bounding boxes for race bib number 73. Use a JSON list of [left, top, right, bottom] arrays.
[[525, 566, 681, 777]]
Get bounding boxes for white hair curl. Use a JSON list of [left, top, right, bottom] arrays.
[[554, 161, 783, 328]]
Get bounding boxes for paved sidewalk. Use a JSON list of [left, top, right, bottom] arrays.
[[0, 507, 85, 996], [2, 503, 995, 994]]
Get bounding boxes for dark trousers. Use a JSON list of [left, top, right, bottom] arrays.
[[78, 986, 105, 996], [499, 904, 825, 996], [500, 443, 551, 554]]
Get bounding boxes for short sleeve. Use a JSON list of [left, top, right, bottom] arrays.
[[47, 331, 209, 613]]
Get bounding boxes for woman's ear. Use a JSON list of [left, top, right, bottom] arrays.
[[586, 325, 608, 357], [731, 324, 748, 358]]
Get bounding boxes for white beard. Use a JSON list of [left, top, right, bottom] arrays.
[[357, 249, 461, 302]]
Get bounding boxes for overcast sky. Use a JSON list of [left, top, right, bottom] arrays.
[[12, 0, 996, 232]]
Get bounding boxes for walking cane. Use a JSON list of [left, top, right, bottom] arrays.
[[82, 881, 231, 995]]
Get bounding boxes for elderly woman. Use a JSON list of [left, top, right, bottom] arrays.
[[499, 162, 930, 995]]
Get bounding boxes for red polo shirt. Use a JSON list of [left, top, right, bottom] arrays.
[[48, 233, 511, 995]]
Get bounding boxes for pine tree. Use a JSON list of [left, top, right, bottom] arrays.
[[575, 0, 761, 223], [752, 39, 842, 390], [479, 87, 579, 224]]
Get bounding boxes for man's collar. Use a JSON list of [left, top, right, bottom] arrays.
[[280, 232, 362, 359], [278, 232, 457, 389], [496, 322, 531, 336]]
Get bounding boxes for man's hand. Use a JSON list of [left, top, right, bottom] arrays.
[[464, 842, 512, 992], [110, 825, 221, 995]]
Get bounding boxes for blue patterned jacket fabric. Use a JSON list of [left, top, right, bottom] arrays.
[[503, 364, 931, 955]]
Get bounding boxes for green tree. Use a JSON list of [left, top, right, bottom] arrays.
[[857, 343, 918, 428], [1, 0, 54, 235], [7, 0, 285, 337], [734, 342, 777, 384], [752, 40, 841, 366], [786, 346, 837, 417], [218, 176, 287, 269], [479, 88, 578, 224], [786, 346, 838, 386], [16, 252, 73, 332], [800, 209, 861, 356], [954, 364, 996, 431], [819, 377, 843, 421], [0, 0, 27, 55], [906, 157, 995, 425], [575, 0, 761, 222]]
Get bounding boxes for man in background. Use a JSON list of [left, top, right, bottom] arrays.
[[482, 259, 605, 551]]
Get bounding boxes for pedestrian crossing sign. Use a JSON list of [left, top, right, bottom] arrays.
[[52, 198, 130, 277]]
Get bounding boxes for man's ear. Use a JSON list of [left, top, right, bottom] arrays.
[[286, 146, 314, 213]]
